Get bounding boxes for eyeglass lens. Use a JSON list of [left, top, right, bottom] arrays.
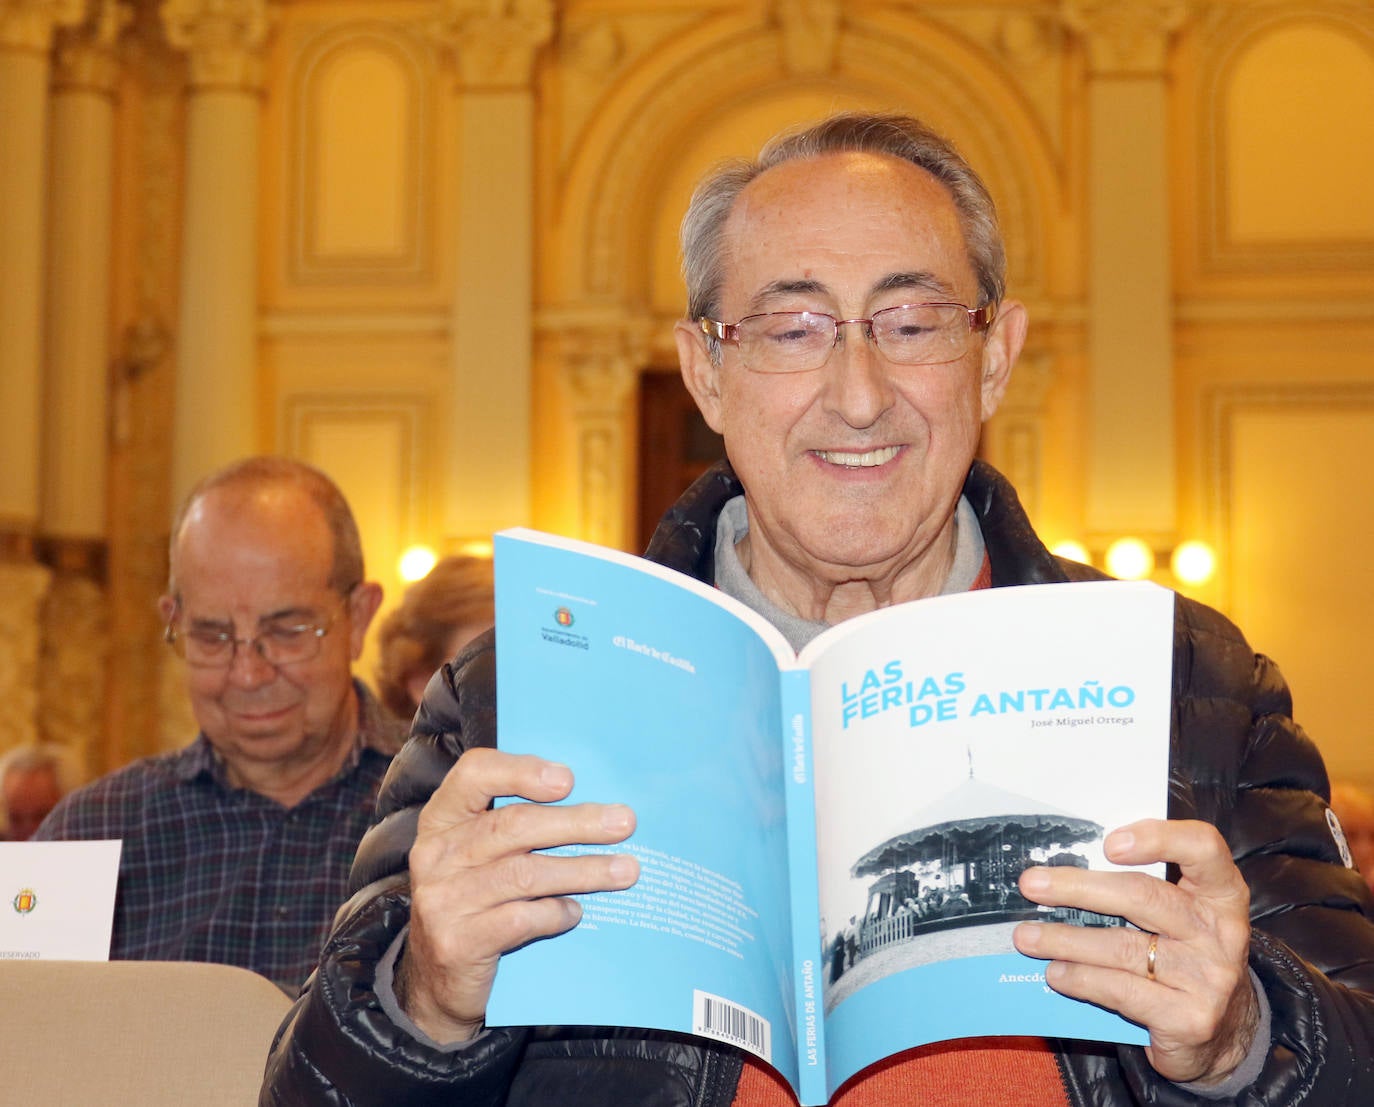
[[736, 304, 974, 373], [172, 622, 328, 668]]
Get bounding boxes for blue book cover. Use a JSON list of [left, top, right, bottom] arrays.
[[487, 527, 1174, 1105]]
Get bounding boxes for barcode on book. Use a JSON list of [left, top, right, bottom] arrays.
[[692, 989, 772, 1062]]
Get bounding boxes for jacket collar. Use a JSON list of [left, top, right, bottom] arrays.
[[642, 457, 1079, 590]]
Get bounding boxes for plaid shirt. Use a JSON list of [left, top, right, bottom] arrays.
[[36, 682, 408, 993]]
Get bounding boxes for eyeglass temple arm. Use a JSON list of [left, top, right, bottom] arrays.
[[699, 318, 735, 342]]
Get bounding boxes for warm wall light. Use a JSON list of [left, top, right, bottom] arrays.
[[398, 544, 439, 582], [1105, 537, 1155, 580], [1050, 540, 1091, 566], [456, 539, 494, 560], [1053, 535, 1217, 587], [1170, 540, 1216, 586]]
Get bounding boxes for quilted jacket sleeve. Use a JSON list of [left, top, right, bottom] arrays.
[[261, 633, 528, 1105]]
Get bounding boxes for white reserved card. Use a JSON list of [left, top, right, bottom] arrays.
[[0, 840, 122, 961]]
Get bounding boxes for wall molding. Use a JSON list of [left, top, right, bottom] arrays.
[[1196, 5, 1374, 277], [260, 308, 450, 337], [1202, 379, 1374, 608], [286, 20, 437, 285], [281, 391, 428, 539]]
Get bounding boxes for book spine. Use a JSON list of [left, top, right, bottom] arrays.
[[781, 668, 828, 1106]]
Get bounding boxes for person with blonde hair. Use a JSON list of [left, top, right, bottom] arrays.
[[373, 555, 494, 719]]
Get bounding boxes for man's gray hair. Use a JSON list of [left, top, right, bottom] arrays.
[[680, 112, 1007, 339], [168, 456, 364, 596]]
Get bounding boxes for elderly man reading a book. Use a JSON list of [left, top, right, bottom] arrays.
[[263, 113, 1374, 1105]]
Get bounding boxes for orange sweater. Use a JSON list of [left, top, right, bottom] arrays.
[[733, 1037, 1070, 1106]]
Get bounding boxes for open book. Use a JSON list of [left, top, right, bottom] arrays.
[[487, 527, 1174, 1105]]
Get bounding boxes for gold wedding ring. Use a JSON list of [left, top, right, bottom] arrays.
[[1145, 932, 1159, 982]]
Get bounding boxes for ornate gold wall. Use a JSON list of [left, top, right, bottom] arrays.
[[1, 0, 1371, 785]]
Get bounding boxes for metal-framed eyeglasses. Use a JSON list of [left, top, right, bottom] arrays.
[[163, 591, 355, 669], [699, 302, 996, 375]]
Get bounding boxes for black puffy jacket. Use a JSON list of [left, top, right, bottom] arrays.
[[263, 461, 1374, 1106]]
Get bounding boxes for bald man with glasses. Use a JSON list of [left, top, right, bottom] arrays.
[[36, 457, 407, 993]]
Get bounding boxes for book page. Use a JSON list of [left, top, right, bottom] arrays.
[[486, 529, 805, 1083], [804, 580, 1174, 1095]]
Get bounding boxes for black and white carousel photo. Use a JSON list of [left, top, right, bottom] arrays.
[[823, 761, 1128, 1010]]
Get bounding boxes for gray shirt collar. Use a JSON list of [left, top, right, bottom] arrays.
[[712, 494, 986, 652]]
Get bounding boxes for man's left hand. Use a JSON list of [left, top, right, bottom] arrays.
[[1013, 818, 1258, 1086]]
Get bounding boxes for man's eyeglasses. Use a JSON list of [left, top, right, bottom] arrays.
[[699, 302, 995, 375], [163, 595, 352, 669]]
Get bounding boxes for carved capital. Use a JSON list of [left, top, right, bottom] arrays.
[[160, 0, 272, 91], [431, 0, 553, 91], [0, 0, 84, 53], [562, 18, 620, 80], [52, 0, 129, 93], [1061, 0, 1189, 76], [772, 0, 841, 78], [554, 319, 647, 550], [557, 323, 649, 415]]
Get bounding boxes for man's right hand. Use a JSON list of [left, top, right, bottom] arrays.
[[394, 747, 638, 1043]]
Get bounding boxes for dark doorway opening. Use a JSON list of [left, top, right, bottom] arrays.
[[636, 370, 725, 552]]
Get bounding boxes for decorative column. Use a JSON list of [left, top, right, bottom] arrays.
[[0, 0, 84, 545], [0, 0, 83, 751], [39, 1, 127, 772], [1063, 0, 1188, 544], [558, 321, 649, 549], [432, 0, 553, 543], [43, 0, 123, 547], [160, 0, 271, 507]]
